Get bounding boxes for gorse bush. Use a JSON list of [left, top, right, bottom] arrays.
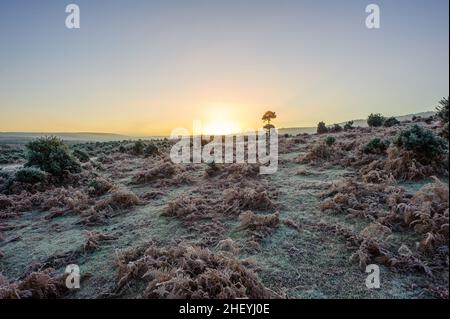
[[25, 137, 80, 177], [132, 140, 145, 155], [329, 124, 343, 133], [436, 97, 449, 139], [436, 97, 449, 124], [144, 143, 159, 157], [393, 125, 447, 163], [367, 113, 385, 127], [73, 149, 90, 163], [363, 138, 390, 154], [15, 167, 47, 184], [344, 121, 354, 130], [88, 177, 113, 196], [383, 117, 400, 127], [325, 136, 336, 147], [317, 121, 328, 134]]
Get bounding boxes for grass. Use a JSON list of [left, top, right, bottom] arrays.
[[0, 118, 448, 299]]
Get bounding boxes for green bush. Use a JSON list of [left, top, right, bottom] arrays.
[[15, 167, 47, 184], [132, 140, 145, 155], [325, 136, 336, 147], [363, 138, 390, 154], [383, 117, 400, 127], [344, 121, 354, 130], [436, 97, 449, 124], [393, 125, 447, 162], [442, 122, 449, 140], [317, 121, 328, 134], [367, 113, 385, 127], [144, 143, 159, 157], [88, 177, 113, 196], [73, 149, 90, 163], [329, 124, 343, 133], [25, 137, 81, 176]]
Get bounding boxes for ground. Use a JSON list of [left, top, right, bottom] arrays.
[[0, 119, 448, 299]]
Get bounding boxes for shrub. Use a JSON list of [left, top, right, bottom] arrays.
[[73, 149, 90, 163], [393, 125, 447, 163], [367, 113, 385, 127], [25, 137, 80, 176], [317, 121, 328, 134], [109, 190, 140, 209], [15, 167, 47, 184], [144, 143, 159, 157], [442, 122, 449, 140], [88, 177, 114, 196], [344, 121, 354, 130], [436, 97, 449, 124], [329, 124, 343, 133], [132, 140, 145, 155], [325, 136, 336, 147], [383, 117, 400, 127], [363, 138, 390, 154]]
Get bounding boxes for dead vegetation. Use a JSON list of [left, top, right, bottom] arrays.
[[0, 117, 448, 299], [382, 177, 449, 259], [0, 269, 68, 299], [114, 242, 273, 299], [235, 211, 280, 242], [83, 231, 117, 252]]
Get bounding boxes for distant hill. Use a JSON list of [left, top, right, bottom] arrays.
[[0, 111, 437, 143], [0, 132, 132, 144], [278, 111, 436, 136]]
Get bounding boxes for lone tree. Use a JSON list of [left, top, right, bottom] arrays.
[[262, 111, 277, 132], [262, 111, 276, 125]]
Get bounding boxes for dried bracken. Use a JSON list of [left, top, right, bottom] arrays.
[[382, 178, 449, 259], [95, 189, 140, 212], [320, 178, 404, 221], [114, 242, 273, 299], [132, 160, 176, 184], [0, 269, 67, 299], [235, 211, 280, 242], [83, 231, 117, 252], [384, 146, 447, 181], [223, 187, 275, 211]]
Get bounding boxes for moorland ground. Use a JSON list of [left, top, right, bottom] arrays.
[[0, 111, 448, 299]]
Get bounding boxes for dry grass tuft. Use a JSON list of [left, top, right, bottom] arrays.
[[0, 269, 67, 299], [235, 211, 280, 241], [223, 187, 275, 211], [114, 242, 273, 299], [83, 231, 117, 252], [132, 160, 176, 184]]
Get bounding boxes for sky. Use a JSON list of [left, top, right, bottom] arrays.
[[0, 0, 448, 135]]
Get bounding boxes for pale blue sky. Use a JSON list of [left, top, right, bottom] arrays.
[[0, 0, 448, 134]]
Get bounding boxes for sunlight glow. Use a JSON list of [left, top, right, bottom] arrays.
[[201, 104, 243, 135], [202, 121, 241, 136]]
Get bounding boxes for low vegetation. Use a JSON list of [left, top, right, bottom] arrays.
[[0, 103, 448, 299]]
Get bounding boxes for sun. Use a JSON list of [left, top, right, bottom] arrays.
[[203, 121, 241, 136], [201, 104, 242, 135]]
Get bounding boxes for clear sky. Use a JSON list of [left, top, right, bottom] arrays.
[[0, 0, 448, 135]]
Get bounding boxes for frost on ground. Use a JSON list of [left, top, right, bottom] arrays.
[[0, 117, 448, 299]]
